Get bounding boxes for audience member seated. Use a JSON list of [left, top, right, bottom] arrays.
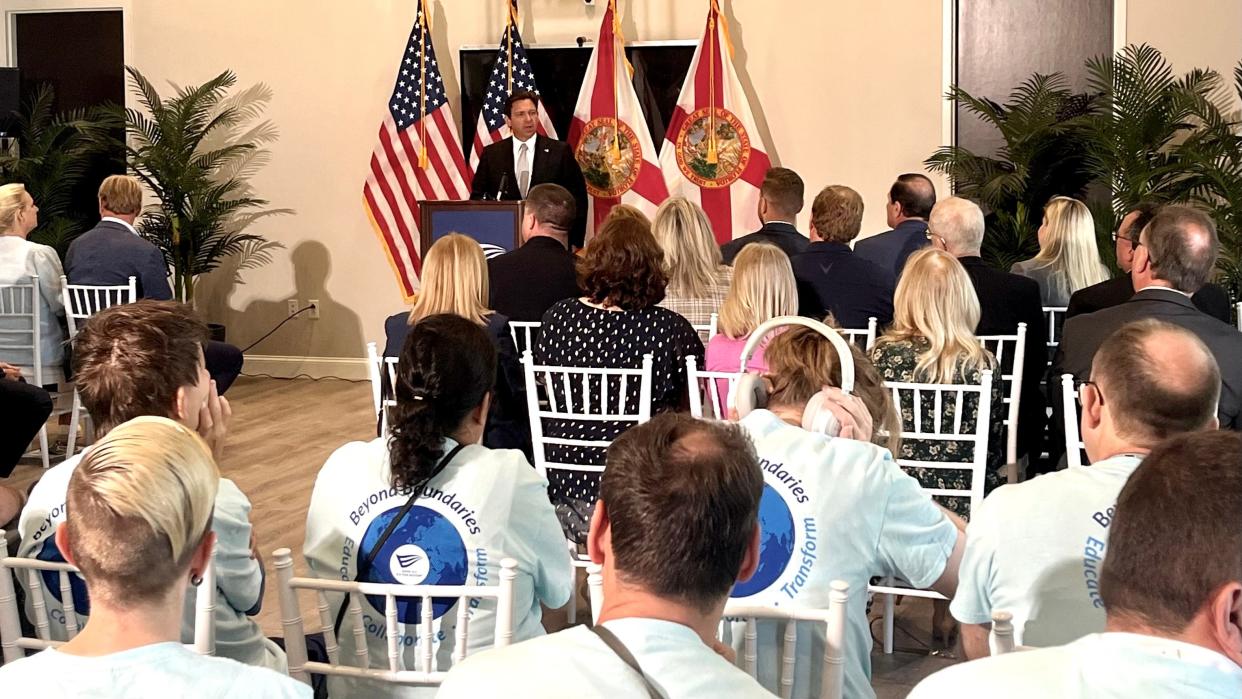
[[911, 430, 1242, 698], [535, 215, 703, 542], [1052, 205, 1242, 433], [870, 247, 1006, 518], [653, 197, 733, 335], [1067, 202, 1233, 322], [305, 314, 571, 698], [854, 173, 936, 277], [705, 242, 798, 388], [731, 323, 959, 698], [438, 413, 774, 699], [0, 417, 309, 697], [487, 183, 580, 323], [1010, 196, 1109, 307], [16, 300, 286, 672], [792, 184, 895, 327], [952, 319, 1220, 660], [64, 175, 244, 393], [0, 183, 66, 386], [1, 361, 53, 526], [385, 233, 528, 455], [720, 167, 806, 264], [930, 196, 1046, 465]]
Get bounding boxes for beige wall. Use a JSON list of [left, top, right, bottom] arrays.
[[3, 1, 1236, 370]]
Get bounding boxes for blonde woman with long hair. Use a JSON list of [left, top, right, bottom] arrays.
[[0, 183, 66, 383], [1011, 196, 1109, 305], [652, 197, 733, 334], [706, 242, 796, 377], [383, 233, 528, 454]]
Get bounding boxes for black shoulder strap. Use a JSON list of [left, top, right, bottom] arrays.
[[590, 624, 665, 699], [333, 442, 468, 636]]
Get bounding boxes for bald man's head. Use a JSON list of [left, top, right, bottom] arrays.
[[1141, 205, 1219, 293], [928, 196, 984, 257], [1092, 319, 1220, 444]]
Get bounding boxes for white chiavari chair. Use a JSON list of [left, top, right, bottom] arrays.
[[977, 323, 1027, 482], [521, 350, 654, 623], [1043, 306, 1067, 364], [839, 317, 878, 350], [1235, 301, 1241, 332], [0, 532, 217, 662], [508, 321, 541, 356], [273, 548, 517, 689], [871, 371, 994, 654], [365, 342, 399, 436], [690, 313, 719, 343], [989, 610, 1033, 655], [685, 355, 742, 419], [1061, 373, 1087, 469], [0, 278, 66, 469]]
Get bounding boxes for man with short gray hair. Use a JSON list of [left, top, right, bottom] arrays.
[[929, 197, 1046, 461], [1052, 204, 1242, 430]]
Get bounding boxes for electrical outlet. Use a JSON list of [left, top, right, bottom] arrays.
[[308, 300, 321, 320], [287, 299, 299, 317]]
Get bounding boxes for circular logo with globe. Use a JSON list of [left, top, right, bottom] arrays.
[[37, 539, 90, 615], [675, 107, 751, 189], [731, 484, 795, 598], [574, 117, 643, 198], [358, 505, 468, 622]]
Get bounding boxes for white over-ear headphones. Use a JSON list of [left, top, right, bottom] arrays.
[[729, 315, 856, 435]]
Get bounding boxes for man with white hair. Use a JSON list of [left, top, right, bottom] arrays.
[[927, 196, 1046, 464], [951, 319, 1221, 660]]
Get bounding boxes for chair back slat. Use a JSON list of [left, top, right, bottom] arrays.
[[977, 324, 1027, 472], [0, 281, 41, 383], [509, 322, 540, 356], [1043, 306, 1067, 367], [62, 275, 136, 337], [685, 355, 742, 419], [780, 620, 797, 698], [272, 548, 520, 688], [839, 317, 878, 351], [58, 571, 78, 637], [1061, 373, 1088, 468], [1236, 302, 1242, 332], [317, 590, 341, 664]]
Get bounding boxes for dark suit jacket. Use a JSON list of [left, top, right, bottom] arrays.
[[1067, 275, 1234, 324], [791, 241, 894, 327], [64, 220, 173, 300], [720, 222, 808, 264], [488, 237, 579, 323], [853, 219, 930, 278], [1052, 288, 1242, 432], [958, 256, 1048, 458], [384, 311, 531, 456], [470, 135, 589, 249]]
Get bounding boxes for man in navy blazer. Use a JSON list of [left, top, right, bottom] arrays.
[[65, 175, 244, 393], [470, 91, 588, 249], [854, 173, 936, 277], [720, 167, 807, 264], [791, 185, 894, 328]]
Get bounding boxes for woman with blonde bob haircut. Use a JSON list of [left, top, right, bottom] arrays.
[[706, 242, 797, 377], [870, 247, 1005, 519], [0, 182, 67, 383], [1011, 196, 1109, 306], [652, 197, 732, 333], [384, 233, 528, 453], [0, 416, 307, 696]]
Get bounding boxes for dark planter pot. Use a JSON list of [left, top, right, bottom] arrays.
[[207, 323, 226, 343]]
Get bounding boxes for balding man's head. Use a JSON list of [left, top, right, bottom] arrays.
[[928, 197, 985, 257], [1088, 319, 1220, 448], [1136, 205, 1219, 293], [888, 174, 936, 221]]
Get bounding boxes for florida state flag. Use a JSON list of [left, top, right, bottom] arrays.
[[659, 0, 771, 243], [568, 0, 668, 237]]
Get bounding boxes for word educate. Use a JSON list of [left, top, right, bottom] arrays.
[[349, 484, 481, 534], [759, 457, 809, 504], [1081, 504, 1116, 609]]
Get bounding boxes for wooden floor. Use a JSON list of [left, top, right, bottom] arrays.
[[5, 376, 954, 695]]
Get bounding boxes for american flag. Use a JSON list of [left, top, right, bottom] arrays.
[[363, 1, 472, 300], [469, 1, 557, 169]]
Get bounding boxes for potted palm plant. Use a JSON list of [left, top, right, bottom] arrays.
[[111, 66, 285, 307]]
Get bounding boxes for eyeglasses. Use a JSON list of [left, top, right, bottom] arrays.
[[1077, 379, 1105, 405], [924, 230, 947, 248]]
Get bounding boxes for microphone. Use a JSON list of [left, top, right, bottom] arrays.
[[495, 172, 509, 201]]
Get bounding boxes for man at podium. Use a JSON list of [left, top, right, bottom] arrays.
[[471, 91, 588, 248]]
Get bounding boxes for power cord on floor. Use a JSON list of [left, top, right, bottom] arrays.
[[240, 372, 369, 384], [240, 304, 317, 353]]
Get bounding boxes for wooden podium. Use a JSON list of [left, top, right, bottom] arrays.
[[419, 200, 524, 257]]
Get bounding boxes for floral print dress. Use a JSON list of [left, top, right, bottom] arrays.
[[870, 337, 1006, 519]]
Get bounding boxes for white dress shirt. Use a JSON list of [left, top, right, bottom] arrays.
[[100, 215, 140, 236]]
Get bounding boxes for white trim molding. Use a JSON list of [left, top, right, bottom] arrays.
[[941, 0, 957, 150], [1113, 0, 1128, 54], [243, 354, 370, 381]]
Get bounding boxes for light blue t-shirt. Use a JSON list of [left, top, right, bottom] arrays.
[[303, 437, 573, 698], [736, 409, 958, 699], [0, 642, 309, 698], [909, 632, 1242, 698], [951, 454, 1144, 648], [438, 617, 776, 698]]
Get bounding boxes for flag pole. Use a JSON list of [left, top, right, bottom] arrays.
[[505, 0, 514, 92], [610, 0, 622, 161], [706, 2, 718, 165], [418, 1, 429, 168]]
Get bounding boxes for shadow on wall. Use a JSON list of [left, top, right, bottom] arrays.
[[198, 239, 366, 361]]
